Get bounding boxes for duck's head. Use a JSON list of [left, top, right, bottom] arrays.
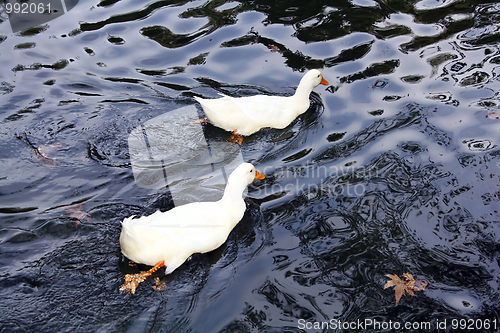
[[301, 69, 329, 89], [228, 162, 265, 187]]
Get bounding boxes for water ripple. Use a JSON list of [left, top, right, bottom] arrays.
[[1, 0, 500, 331]]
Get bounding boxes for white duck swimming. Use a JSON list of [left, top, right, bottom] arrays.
[[119, 162, 265, 294], [194, 69, 329, 144]]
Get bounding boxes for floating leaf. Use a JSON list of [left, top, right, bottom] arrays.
[[487, 110, 500, 120], [16, 133, 62, 167], [152, 277, 167, 291], [267, 44, 281, 53], [64, 203, 90, 227], [384, 273, 428, 305], [384, 274, 406, 304], [36, 142, 63, 162]]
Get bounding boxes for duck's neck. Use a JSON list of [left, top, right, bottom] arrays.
[[221, 180, 246, 204], [293, 80, 313, 101], [220, 180, 247, 228]]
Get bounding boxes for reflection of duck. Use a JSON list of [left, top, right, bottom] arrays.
[[119, 162, 265, 294], [194, 69, 329, 143]]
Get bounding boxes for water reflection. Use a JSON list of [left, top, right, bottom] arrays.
[[0, 0, 500, 331]]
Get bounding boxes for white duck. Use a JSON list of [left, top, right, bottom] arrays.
[[119, 162, 265, 294], [194, 69, 329, 143]]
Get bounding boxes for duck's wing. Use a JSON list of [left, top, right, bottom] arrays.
[[146, 203, 230, 253], [218, 93, 288, 125], [140, 203, 223, 228], [195, 95, 251, 125], [123, 207, 223, 245]]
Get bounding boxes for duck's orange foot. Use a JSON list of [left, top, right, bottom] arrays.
[[229, 130, 244, 145], [120, 260, 165, 294], [120, 271, 150, 294]]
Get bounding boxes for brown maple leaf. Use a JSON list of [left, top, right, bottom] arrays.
[[64, 203, 90, 227], [384, 273, 428, 305]]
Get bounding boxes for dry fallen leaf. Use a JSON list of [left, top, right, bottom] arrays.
[[267, 44, 281, 53], [152, 277, 167, 291], [64, 203, 90, 227], [189, 117, 210, 126], [384, 273, 428, 305], [16, 134, 63, 167], [36, 142, 63, 166], [487, 111, 500, 120]]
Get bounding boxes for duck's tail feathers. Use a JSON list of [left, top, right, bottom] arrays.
[[121, 217, 137, 242], [121, 215, 135, 226]]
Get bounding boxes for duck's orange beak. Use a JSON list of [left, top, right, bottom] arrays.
[[254, 170, 265, 180], [320, 77, 329, 85]]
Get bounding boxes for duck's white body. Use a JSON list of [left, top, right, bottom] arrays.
[[194, 69, 329, 136], [120, 163, 264, 275]]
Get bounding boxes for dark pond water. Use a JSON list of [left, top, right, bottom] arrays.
[[1, 0, 500, 332]]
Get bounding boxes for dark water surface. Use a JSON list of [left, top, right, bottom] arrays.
[[1, 0, 500, 332]]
